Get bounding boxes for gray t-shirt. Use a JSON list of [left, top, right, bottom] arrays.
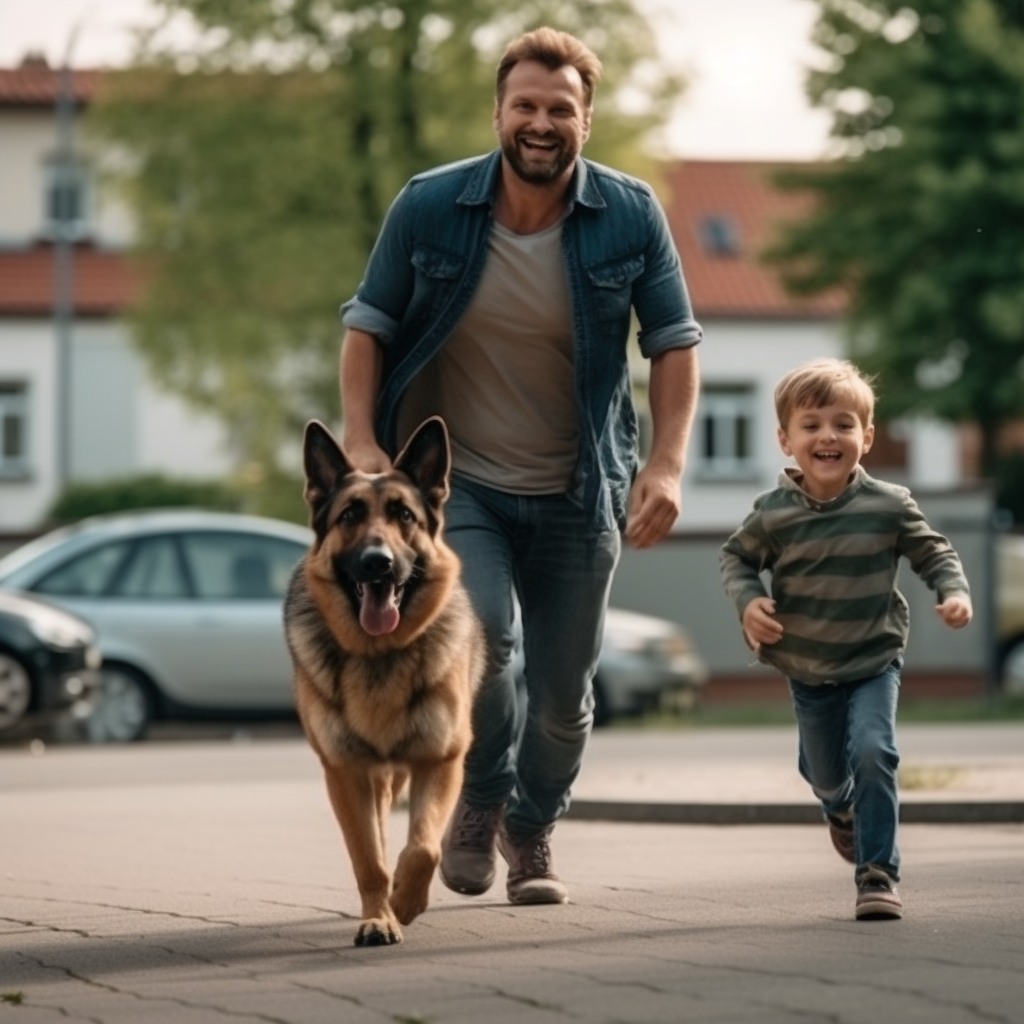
[[398, 218, 578, 494]]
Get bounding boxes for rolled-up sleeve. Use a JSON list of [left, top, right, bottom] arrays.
[[338, 183, 420, 347], [340, 294, 400, 344], [634, 198, 702, 359]]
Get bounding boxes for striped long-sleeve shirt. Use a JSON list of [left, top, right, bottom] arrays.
[[719, 466, 971, 685]]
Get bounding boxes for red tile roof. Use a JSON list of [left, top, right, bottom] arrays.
[[665, 160, 846, 320], [0, 62, 99, 107], [0, 247, 139, 316], [0, 64, 844, 321]]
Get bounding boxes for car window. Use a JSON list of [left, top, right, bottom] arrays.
[[178, 532, 305, 600], [32, 539, 134, 597], [112, 537, 189, 598]]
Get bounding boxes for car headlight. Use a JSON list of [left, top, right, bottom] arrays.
[[27, 610, 94, 650]]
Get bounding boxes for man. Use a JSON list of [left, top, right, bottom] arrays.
[[339, 27, 702, 905]]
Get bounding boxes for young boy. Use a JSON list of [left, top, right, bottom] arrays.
[[719, 358, 972, 920]]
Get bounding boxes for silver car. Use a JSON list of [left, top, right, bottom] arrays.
[[0, 510, 311, 742], [514, 605, 708, 727], [0, 509, 707, 741]]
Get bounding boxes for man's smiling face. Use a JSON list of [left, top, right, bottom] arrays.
[[494, 59, 591, 186]]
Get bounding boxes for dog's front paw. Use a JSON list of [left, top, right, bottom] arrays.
[[390, 883, 430, 927], [391, 847, 436, 925], [355, 916, 402, 947]]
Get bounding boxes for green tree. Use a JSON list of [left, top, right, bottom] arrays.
[[765, 0, 1024, 476], [89, 0, 684, 514]]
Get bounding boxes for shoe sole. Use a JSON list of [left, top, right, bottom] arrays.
[[438, 866, 494, 897], [855, 901, 903, 920], [507, 889, 570, 905]]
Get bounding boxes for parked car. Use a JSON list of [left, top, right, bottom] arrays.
[[0, 589, 101, 738], [0, 509, 708, 741], [997, 532, 1024, 695], [517, 606, 708, 727], [0, 510, 312, 742]]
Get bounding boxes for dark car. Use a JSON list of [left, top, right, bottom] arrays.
[[0, 589, 101, 738]]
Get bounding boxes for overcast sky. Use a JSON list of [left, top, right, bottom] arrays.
[[0, 0, 832, 160]]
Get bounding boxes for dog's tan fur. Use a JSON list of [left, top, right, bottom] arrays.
[[284, 416, 483, 946]]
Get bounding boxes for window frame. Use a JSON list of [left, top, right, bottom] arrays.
[[43, 156, 91, 240], [0, 380, 31, 479], [696, 382, 759, 481]]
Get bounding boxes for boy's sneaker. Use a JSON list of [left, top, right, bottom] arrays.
[[855, 870, 903, 920], [439, 798, 503, 896], [497, 826, 570, 905], [827, 813, 856, 864]]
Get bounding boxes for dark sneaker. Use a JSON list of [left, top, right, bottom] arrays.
[[855, 871, 903, 920], [827, 813, 855, 864], [498, 826, 569, 905], [440, 798, 503, 896]]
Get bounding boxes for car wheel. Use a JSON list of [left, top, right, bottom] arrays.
[[0, 649, 32, 733], [85, 664, 156, 743], [1000, 636, 1024, 697]]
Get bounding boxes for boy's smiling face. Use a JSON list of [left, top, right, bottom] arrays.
[[778, 402, 875, 502]]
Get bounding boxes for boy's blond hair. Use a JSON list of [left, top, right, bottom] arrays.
[[775, 358, 876, 430]]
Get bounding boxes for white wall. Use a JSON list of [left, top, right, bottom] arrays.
[[0, 107, 134, 246], [681, 317, 844, 530], [0, 319, 233, 530]]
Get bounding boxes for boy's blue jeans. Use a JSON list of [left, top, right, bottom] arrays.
[[443, 475, 620, 842], [788, 659, 902, 882]]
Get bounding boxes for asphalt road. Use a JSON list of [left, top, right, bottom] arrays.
[[2, 727, 1023, 1023]]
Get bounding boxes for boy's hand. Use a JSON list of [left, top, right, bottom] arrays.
[[741, 597, 784, 651], [937, 594, 973, 629]]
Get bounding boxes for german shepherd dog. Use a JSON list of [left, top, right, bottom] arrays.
[[284, 416, 484, 947]]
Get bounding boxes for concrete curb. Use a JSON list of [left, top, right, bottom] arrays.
[[566, 799, 1024, 826]]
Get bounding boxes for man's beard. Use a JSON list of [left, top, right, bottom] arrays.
[[499, 130, 577, 185]]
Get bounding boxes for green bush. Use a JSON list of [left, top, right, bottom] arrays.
[[46, 474, 242, 525]]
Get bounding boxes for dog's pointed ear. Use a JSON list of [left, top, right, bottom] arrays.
[[302, 420, 353, 520], [393, 417, 451, 523]]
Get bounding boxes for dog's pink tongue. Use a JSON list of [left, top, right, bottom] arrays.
[[360, 585, 401, 636]]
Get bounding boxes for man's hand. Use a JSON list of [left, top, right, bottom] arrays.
[[624, 465, 681, 549], [937, 594, 973, 629], [342, 437, 392, 475], [741, 597, 784, 651]]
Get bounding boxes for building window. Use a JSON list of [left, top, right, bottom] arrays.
[[44, 158, 90, 239], [0, 382, 29, 477], [698, 214, 741, 257], [698, 383, 756, 478]]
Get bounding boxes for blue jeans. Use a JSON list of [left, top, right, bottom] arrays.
[[788, 659, 902, 882], [444, 475, 621, 842]]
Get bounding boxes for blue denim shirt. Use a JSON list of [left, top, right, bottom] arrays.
[[341, 149, 702, 532]]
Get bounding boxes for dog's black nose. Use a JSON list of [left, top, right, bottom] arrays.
[[359, 546, 393, 579]]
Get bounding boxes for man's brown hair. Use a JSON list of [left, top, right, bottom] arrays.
[[496, 27, 603, 109]]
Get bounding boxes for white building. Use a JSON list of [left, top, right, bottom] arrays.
[[661, 158, 963, 530], [0, 58, 231, 533], [0, 59, 965, 535]]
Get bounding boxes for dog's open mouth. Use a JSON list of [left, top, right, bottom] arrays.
[[356, 579, 405, 636]]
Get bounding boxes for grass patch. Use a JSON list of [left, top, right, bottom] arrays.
[[616, 695, 1024, 730], [899, 765, 966, 791]]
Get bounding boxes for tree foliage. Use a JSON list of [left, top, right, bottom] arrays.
[[764, 0, 1024, 472], [88, 0, 684, 512]]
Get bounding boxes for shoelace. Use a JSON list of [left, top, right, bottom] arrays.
[[523, 836, 553, 876], [453, 805, 498, 848]]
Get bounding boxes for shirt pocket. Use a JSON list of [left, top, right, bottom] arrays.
[[411, 245, 466, 323], [584, 253, 646, 323]]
